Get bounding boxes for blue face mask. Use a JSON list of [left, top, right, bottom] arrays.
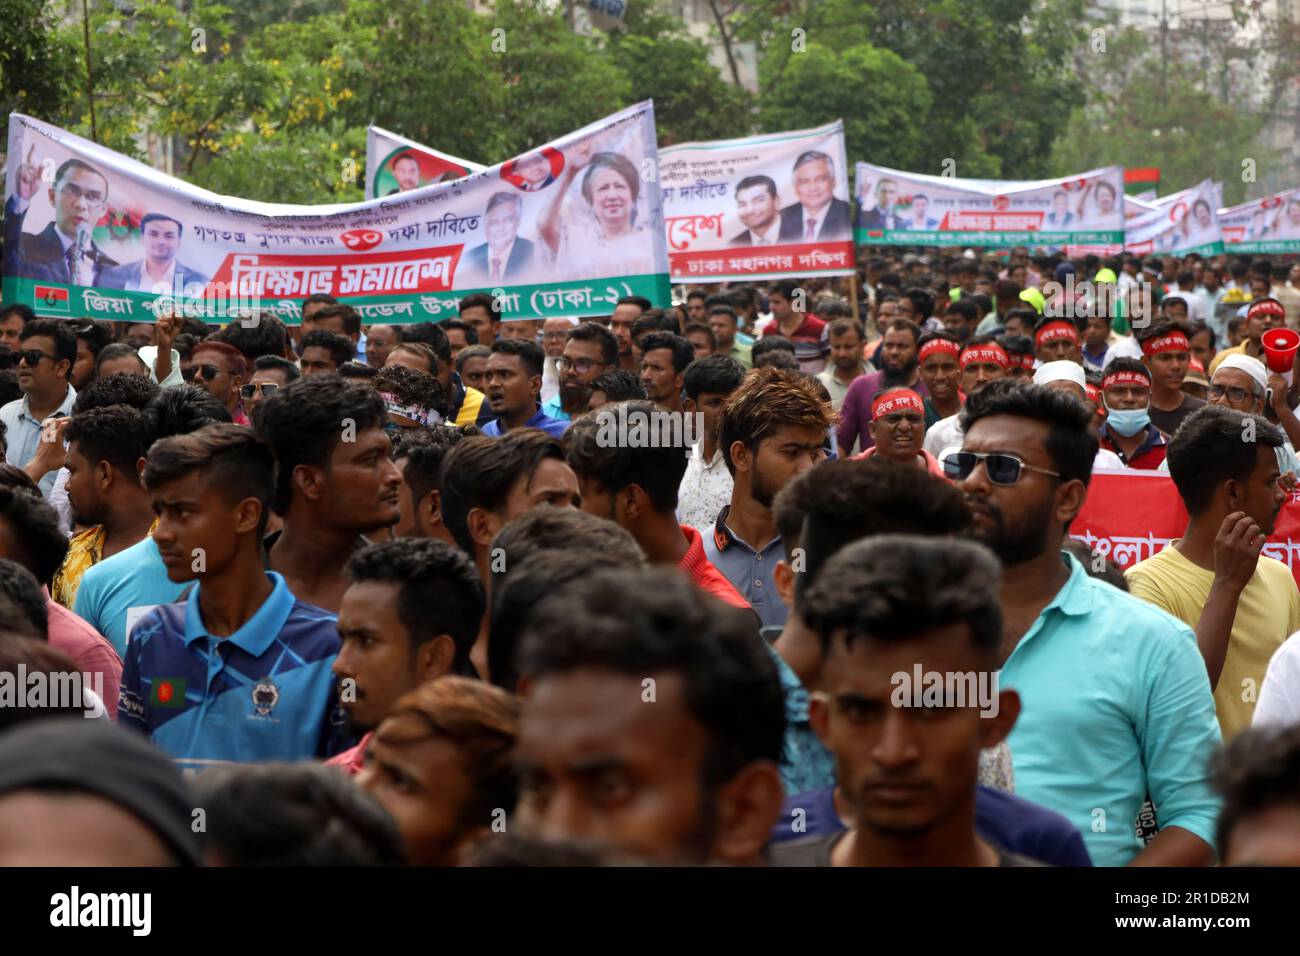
[[1106, 405, 1150, 437]]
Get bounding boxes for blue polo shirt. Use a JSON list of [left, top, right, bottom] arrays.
[[118, 572, 350, 772], [541, 396, 571, 422], [1001, 552, 1221, 866], [702, 506, 787, 630], [481, 404, 570, 438]]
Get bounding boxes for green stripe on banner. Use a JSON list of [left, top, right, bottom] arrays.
[[1226, 239, 1300, 255], [854, 229, 1126, 247], [2, 273, 671, 325]]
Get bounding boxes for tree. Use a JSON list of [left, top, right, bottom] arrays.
[[0, 0, 78, 150], [757, 42, 931, 171]]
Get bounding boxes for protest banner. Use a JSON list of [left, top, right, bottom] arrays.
[[4, 104, 670, 324], [1073, 469, 1300, 588], [853, 163, 1125, 248], [365, 127, 486, 201], [1219, 186, 1300, 255], [1121, 178, 1225, 257], [656, 121, 854, 282]]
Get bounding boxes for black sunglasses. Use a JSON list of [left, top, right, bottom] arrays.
[[943, 451, 1063, 486], [182, 364, 220, 382], [17, 349, 57, 367], [239, 382, 279, 400]]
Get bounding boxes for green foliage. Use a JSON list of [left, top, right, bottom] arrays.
[[757, 42, 931, 170], [0, 0, 79, 148]]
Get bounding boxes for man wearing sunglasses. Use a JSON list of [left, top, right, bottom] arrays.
[[241, 355, 300, 418], [183, 340, 247, 425], [1096, 358, 1168, 470], [543, 322, 618, 422], [4, 155, 117, 284], [1, 321, 78, 497], [951, 380, 1222, 867]]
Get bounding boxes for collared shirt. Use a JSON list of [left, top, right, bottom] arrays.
[[73, 535, 187, 657], [702, 506, 787, 629], [750, 220, 782, 246], [541, 395, 571, 422], [481, 403, 569, 438], [759, 631, 835, 795], [1098, 422, 1167, 469], [799, 202, 831, 240], [129, 260, 177, 294], [1001, 552, 1222, 866], [816, 364, 869, 412], [762, 315, 829, 373], [448, 374, 494, 428], [486, 240, 516, 283], [118, 571, 350, 771], [922, 411, 964, 460], [677, 523, 751, 613], [677, 443, 733, 533], [1, 385, 77, 497]]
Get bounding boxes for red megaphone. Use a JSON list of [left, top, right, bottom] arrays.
[[1262, 328, 1300, 374]]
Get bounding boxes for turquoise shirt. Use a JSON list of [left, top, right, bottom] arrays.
[[1001, 552, 1222, 867]]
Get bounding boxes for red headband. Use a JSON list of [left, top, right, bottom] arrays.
[[871, 389, 925, 421], [1141, 331, 1189, 356], [1016, 353, 1035, 371], [960, 344, 1010, 370], [919, 338, 961, 362], [1102, 370, 1152, 391], [1248, 298, 1286, 321], [1085, 384, 1101, 403], [1035, 321, 1078, 348]]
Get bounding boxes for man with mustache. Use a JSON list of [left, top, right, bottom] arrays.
[[543, 321, 617, 422], [852, 388, 944, 477], [922, 336, 1011, 461], [949, 381, 1222, 866], [837, 318, 925, 454], [254, 375, 403, 613], [1127, 405, 1299, 739]]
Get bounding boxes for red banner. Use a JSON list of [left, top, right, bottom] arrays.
[[668, 241, 853, 279], [1073, 469, 1300, 586]]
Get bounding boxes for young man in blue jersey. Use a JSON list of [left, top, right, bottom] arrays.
[[118, 423, 349, 770]]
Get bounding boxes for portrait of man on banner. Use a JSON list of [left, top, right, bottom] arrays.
[[99, 213, 211, 294], [458, 191, 536, 286], [777, 150, 851, 242], [729, 175, 782, 247]]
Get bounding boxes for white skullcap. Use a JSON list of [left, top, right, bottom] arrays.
[[1033, 360, 1086, 389], [1216, 353, 1269, 392]]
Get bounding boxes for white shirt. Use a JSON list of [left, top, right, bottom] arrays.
[[798, 202, 830, 241], [749, 220, 781, 246], [1254, 631, 1300, 728], [676, 443, 733, 534], [128, 260, 177, 294], [541, 356, 560, 405], [924, 413, 964, 459], [485, 240, 516, 283]]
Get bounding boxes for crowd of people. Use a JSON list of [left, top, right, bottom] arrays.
[[3, 245, 1300, 868]]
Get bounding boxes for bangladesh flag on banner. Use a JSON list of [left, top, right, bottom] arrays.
[[150, 677, 187, 708], [33, 285, 69, 313]]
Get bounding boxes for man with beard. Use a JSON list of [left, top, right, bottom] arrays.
[[923, 337, 1010, 460], [638, 332, 693, 414], [1127, 405, 1299, 739], [543, 323, 616, 422], [948, 380, 1222, 866], [852, 388, 944, 477], [328, 539, 485, 774], [917, 331, 962, 429], [705, 368, 832, 629], [255, 375, 403, 613], [837, 318, 924, 454], [513, 567, 785, 864], [49, 405, 155, 610], [729, 175, 782, 246], [678, 355, 746, 533]]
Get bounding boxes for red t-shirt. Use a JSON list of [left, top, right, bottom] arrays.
[[325, 731, 371, 775], [45, 597, 122, 720]]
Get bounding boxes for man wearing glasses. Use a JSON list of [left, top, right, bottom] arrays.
[[947, 379, 1222, 867], [4, 154, 118, 285], [241, 355, 301, 419], [181, 340, 248, 425], [541, 321, 617, 422], [0, 320, 78, 497]]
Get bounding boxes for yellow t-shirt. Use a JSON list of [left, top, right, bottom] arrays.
[[50, 525, 107, 611], [1207, 341, 1249, 375], [1126, 543, 1300, 739]]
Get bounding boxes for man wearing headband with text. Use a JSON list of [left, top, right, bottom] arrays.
[[1097, 358, 1168, 469], [916, 331, 963, 429], [1032, 316, 1083, 367], [1136, 320, 1205, 435], [1209, 297, 1288, 375], [852, 388, 945, 477], [923, 336, 1009, 460]]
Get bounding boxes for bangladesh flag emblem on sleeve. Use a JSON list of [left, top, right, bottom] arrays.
[[150, 677, 187, 708], [33, 285, 70, 313]]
